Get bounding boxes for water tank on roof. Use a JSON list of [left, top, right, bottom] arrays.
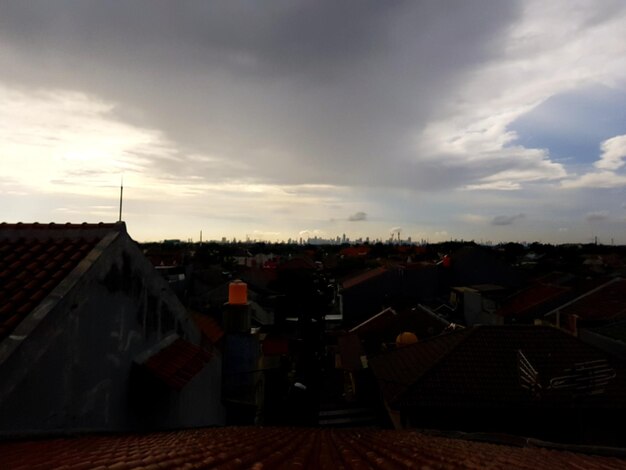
[[228, 279, 248, 305]]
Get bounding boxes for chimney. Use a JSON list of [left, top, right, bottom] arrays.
[[223, 280, 250, 333]]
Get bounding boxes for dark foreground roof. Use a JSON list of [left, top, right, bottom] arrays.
[[1, 427, 625, 469]]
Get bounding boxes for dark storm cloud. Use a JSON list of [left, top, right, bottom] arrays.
[[492, 214, 525, 226], [585, 211, 609, 222], [0, 1, 520, 189], [348, 211, 367, 222]]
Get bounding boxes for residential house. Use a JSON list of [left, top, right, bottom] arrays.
[[544, 278, 626, 335], [490, 279, 572, 324], [349, 305, 450, 354], [448, 245, 520, 288], [337, 267, 396, 326], [369, 325, 626, 445], [0, 222, 224, 436], [449, 284, 509, 325]]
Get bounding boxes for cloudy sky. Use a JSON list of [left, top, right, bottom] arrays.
[[2, 1, 626, 243]]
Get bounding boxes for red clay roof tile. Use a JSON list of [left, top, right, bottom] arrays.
[[0, 223, 121, 342], [496, 283, 570, 318], [0, 427, 625, 469], [142, 338, 213, 390], [340, 266, 388, 290], [551, 278, 626, 322], [192, 313, 225, 344]]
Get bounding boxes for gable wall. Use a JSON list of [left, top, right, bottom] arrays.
[[0, 232, 224, 436]]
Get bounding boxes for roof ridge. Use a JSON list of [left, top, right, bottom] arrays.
[[544, 276, 623, 318]]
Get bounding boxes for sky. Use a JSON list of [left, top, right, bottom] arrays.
[[2, 1, 626, 244]]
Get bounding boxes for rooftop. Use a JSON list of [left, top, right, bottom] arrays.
[[496, 283, 570, 318], [0, 222, 124, 341], [340, 266, 388, 290], [139, 336, 213, 390], [370, 325, 626, 409], [548, 278, 626, 322], [1, 427, 625, 469]]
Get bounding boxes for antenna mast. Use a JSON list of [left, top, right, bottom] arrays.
[[118, 176, 124, 222]]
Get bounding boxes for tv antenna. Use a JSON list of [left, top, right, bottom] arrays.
[[518, 349, 615, 399], [118, 176, 124, 222]]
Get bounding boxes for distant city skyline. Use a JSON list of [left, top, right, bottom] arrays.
[[2, 1, 626, 244]]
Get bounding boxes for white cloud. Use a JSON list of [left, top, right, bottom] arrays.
[[562, 171, 626, 189], [412, 0, 626, 191], [0, 85, 179, 197], [459, 214, 489, 224], [595, 134, 626, 170]]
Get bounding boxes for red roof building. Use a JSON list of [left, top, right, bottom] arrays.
[[546, 278, 626, 325], [369, 325, 626, 445], [495, 283, 571, 320]]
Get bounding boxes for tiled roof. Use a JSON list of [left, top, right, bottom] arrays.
[[496, 283, 570, 318], [340, 266, 388, 290], [549, 278, 626, 322], [371, 326, 626, 409], [277, 256, 318, 271], [142, 337, 212, 390], [0, 223, 121, 341], [350, 306, 449, 345], [339, 245, 371, 257], [349, 306, 398, 336], [192, 312, 224, 344], [1, 427, 625, 469], [369, 329, 470, 403]]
